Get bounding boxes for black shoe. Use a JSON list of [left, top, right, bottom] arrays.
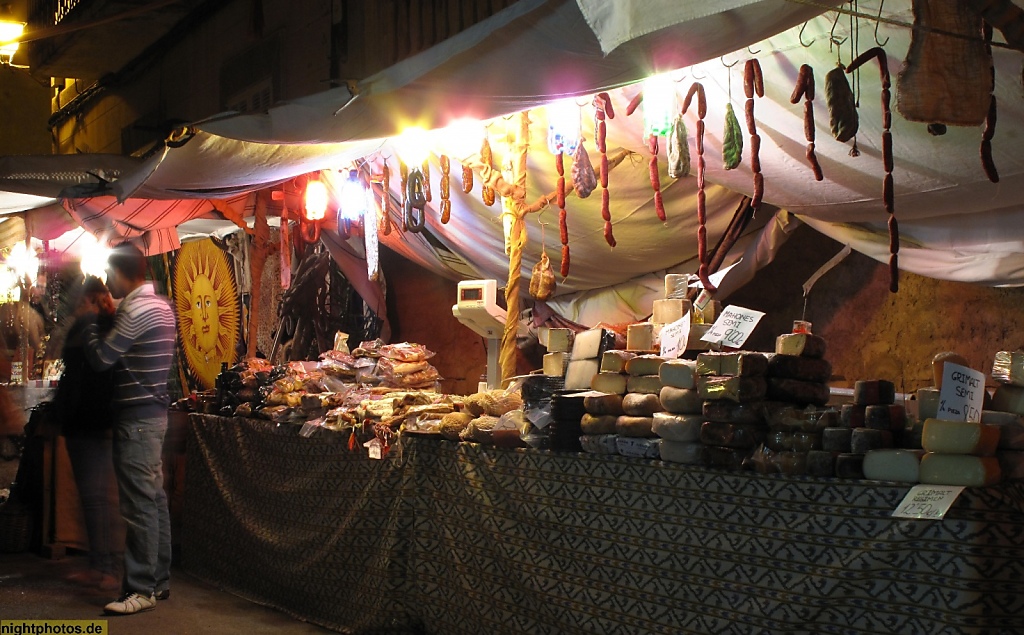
[[155, 589, 170, 600]]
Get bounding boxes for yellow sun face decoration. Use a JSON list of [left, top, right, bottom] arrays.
[[173, 239, 240, 390]]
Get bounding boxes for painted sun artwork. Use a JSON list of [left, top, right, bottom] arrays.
[[173, 239, 241, 390]]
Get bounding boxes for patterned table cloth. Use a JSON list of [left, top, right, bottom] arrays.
[[183, 415, 1024, 634]]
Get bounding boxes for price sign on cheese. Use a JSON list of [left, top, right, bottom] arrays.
[[936, 362, 984, 422], [700, 305, 765, 349], [659, 313, 691, 359], [892, 485, 965, 520]]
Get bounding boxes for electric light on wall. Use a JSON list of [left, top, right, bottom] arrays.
[[546, 98, 580, 155], [642, 73, 676, 137], [78, 232, 112, 281], [0, 21, 24, 64], [302, 173, 329, 242]]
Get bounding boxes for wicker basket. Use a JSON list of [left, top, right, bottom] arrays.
[[0, 498, 33, 553]]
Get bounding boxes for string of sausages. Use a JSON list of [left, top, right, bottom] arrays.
[[381, 160, 392, 235], [790, 64, 823, 181], [462, 163, 473, 194], [744, 60, 766, 210], [981, 23, 999, 183], [398, 160, 409, 231], [682, 82, 715, 293], [421, 160, 432, 203], [480, 138, 496, 206], [404, 167, 427, 233], [594, 92, 616, 248], [439, 155, 452, 223], [648, 135, 666, 222], [847, 46, 899, 293], [556, 149, 570, 278]]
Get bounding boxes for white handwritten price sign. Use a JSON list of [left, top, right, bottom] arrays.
[[892, 485, 965, 520], [659, 314, 691, 359], [936, 362, 984, 422], [700, 306, 765, 349]]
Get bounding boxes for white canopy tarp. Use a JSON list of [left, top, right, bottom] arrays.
[[1, 0, 1022, 325]]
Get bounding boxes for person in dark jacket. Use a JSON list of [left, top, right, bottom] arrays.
[[55, 276, 120, 591]]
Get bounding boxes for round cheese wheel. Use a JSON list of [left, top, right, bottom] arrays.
[[584, 393, 625, 416], [622, 393, 663, 417], [659, 386, 703, 415], [615, 415, 655, 438], [652, 412, 703, 442], [580, 413, 618, 435]]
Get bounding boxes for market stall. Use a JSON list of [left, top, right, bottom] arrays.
[[183, 414, 1024, 635]]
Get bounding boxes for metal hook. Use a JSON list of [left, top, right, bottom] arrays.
[[874, 0, 890, 46], [720, 54, 740, 68], [747, 44, 761, 55], [798, 21, 815, 47], [691, 65, 707, 80], [828, 10, 847, 59]]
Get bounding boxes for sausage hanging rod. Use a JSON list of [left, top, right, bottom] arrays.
[[782, 0, 1018, 50]]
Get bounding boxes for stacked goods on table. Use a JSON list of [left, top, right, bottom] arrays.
[[656, 359, 706, 464], [822, 379, 900, 479], [541, 328, 574, 379], [437, 388, 523, 444], [578, 350, 633, 454], [697, 351, 770, 470], [615, 355, 667, 458], [518, 374, 563, 449], [987, 351, 1024, 480], [564, 327, 615, 390]]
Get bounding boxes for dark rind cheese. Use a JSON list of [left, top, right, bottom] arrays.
[[703, 400, 765, 425], [864, 404, 907, 432], [615, 436, 661, 459], [841, 404, 866, 428], [997, 450, 1024, 480], [622, 393, 663, 417], [700, 421, 766, 449], [822, 427, 853, 453], [853, 379, 896, 406], [766, 354, 832, 383], [580, 413, 618, 435], [659, 386, 703, 415], [615, 415, 656, 438], [835, 453, 865, 479], [764, 430, 822, 452], [579, 433, 619, 455], [705, 446, 750, 470], [584, 393, 625, 416], [897, 421, 924, 450], [806, 450, 837, 477], [765, 377, 830, 407], [775, 333, 827, 358], [696, 351, 769, 377], [851, 428, 893, 454], [698, 376, 768, 402], [764, 402, 838, 432]]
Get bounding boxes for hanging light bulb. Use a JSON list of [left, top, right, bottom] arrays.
[[78, 232, 111, 281], [643, 73, 676, 137], [6, 241, 39, 284], [338, 169, 368, 221], [439, 118, 486, 161], [396, 126, 432, 167], [304, 175, 329, 222], [546, 98, 580, 155]]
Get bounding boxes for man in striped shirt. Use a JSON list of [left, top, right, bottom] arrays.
[[79, 243, 177, 616]]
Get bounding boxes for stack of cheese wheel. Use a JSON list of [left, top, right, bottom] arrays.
[[696, 351, 769, 470], [758, 332, 835, 476], [827, 379, 899, 478], [984, 350, 1024, 480], [655, 359, 706, 464], [758, 403, 836, 476], [579, 392, 624, 455], [906, 352, 972, 449], [920, 418, 1001, 486], [564, 327, 614, 390], [613, 354, 666, 458], [590, 350, 636, 395]]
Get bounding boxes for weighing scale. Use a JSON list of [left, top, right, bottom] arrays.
[[451, 279, 506, 390]]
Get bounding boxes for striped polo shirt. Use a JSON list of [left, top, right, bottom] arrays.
[[84, 282, 177, 419]]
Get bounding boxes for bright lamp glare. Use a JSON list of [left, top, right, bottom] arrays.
[[396, 126, 432, 166], [339, 170, 367, 221], [79, 233, 111, 281], [0, 22, 23, 58], [304, 177, 329, 221], [439, 119, 485, 161], [643, 73, 676, 137], [6, 241, 38, 282], [546, 99, 580, 155]]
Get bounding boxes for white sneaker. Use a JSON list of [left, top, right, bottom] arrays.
[[104, 592, 156, 615]]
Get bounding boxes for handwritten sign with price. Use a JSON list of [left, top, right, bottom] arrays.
[[936, 362, 984, 422], [700, 306, 765, 349], [892, 485, 965, 520], [659, 313, 691, 359]]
